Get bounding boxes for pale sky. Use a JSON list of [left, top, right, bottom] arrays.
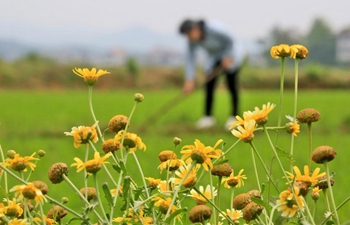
[[1, 0, 349, 40]]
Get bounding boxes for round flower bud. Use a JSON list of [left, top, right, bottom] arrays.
[[37, 150, 46, 157], [211, 163, 232, 177], [233, 193, 251, 210], [32, 180, 49, 195], [134, 93, 144, 103], [7, 150, 16, 159], [79, 187, 97, 201], [189, 205, 212, 223], [247, 189, 261, 199], [297, 108, 321, 123], [61, 197, 69, 204], [47, 206, 67, 222], [293, 181, 309, 197], [312, 146, 337, 164], [102, 139, 119, 154], [48, 162, 69, 184], [173, 137, 182, 146], [158, 150, 177, 162], [243, 202, 264, 223], [108, 115, 128, 133], [311, 190, 320, 201], [315, 175, 334, 190]]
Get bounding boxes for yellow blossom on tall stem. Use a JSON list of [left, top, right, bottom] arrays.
[[72, 67, 110, 86], [188, 185, 217, 205], [231, 120, 256, 143], [33, 213, 57, 225], [8, 219, 30, 225], [64, 122, 99, 148], [285, 165, 326, 186], [152, 197, 181, 219], [180, 139, 222, 171], [222, 169, 247, 188], [10, 183, 46, 207], [170, 164, 198, 188], [276, 187, 304, 218], [145, 177, 161, 189], [286, 121, 300, 137], [270, 44, 292, 59], [250, 102, 276, 125], [4, 153, 39, 172], [114, 130, 146, 153], [229, 111, 254, 129], [71, 152, 112, 174], [2, 198, 23, 218], [290, 44, 309, 60]]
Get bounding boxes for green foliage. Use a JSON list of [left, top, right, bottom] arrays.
[[126, 57, 140, 77]]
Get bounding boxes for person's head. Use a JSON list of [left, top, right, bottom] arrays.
[[179, 19, 204, 41]]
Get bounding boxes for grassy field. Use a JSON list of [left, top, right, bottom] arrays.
[[0, 88, 350, 223]]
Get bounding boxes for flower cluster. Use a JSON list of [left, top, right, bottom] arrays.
[[270, 44, 308, 60]]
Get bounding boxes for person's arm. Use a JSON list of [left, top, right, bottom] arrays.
[[183, 42, 196, 93]]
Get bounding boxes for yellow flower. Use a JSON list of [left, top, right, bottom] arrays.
[[286, 121, 300, 137], [114, 131, 146, 153], [71, 152, 111, 174], [188, 185, 217, 205], [73, 67, 110, 85], [277, 187, 304, 218], [270, 44, 292, 59], [158, 180, 174, 195], [10, 183, 46, 206], [64, 122, 99, 148], [113, 209, 153, 225], [8, 219, 30, 225], [285, 165, 326, 186], [145, 177, 161, 189], [290, 44, 308, 59], [222, 169, 247, 188], [170, 164, 198, 188], [231, 120, 256, 143], [4, 153, 38, 172], [250, 102, 276, 125], [2, 198, 23, 218], [158, 159, 184, 173], [181, 139, 222, 171], [33, 213, 57, 225], [219, 209, 243, 221], [152, 197, 181, 219], [229, 112, 253, 130]]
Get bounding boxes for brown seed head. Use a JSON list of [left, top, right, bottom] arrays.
[[79, 187, 97, 201], [315, 175, 334, 190], [233, 193, 252, 210], [312, 145, 337, 164], [243, 202, 264, 223], [47, 205, 67, 222], [108, 115, 128, 133], [190, 150, 206, 164], [189, 205, 212, 223], [293, 181, 309, 197], [297, 108, 321, 123], [102, 139, 119, 154], [158, 150, 177, 162], [32, 180, 49, 195], [211, 163, 232, 177], [48, 162, 69, 184], [247, 190, 261, 199]]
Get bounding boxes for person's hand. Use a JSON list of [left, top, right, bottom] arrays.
[[183, 80, 195, 94], [221, 56, 233, 69]]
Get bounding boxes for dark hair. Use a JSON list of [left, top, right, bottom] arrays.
[[179, 19, 205, 35]]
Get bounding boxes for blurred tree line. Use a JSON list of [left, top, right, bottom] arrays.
[[266, 17, 337, 65]]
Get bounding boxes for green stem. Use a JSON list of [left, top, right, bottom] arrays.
[[249, 142, 279, 192], [324, 162, 340, 225], [308, 122, 312, 170], [84, 145, 89, 200], [213, 139, 241, 163], [88, 85, 104, 142], [323, 190, 331, 214], [192, 186, 236, 224], [216, 176, 222, 221], [39, 203, 46, 225], [312, 200, 317, 220], [94, 173, 109, 222], [209, 173, 217, 225], [132, 152, 156, 220], [251, 146, 261, 192], [303, 198, 316, 225], [0, 145, 8, 193], [62, 174, 104, 222], [275, 57, 285, 144], [293, 59, 299, 119], [320, 195, 350, 225], [268, 203, 286, 225], [119, 101, 138, 152], [164, 161, 196, 220]]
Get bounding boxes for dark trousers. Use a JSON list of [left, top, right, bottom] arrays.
[[205, 62, 240, 117]]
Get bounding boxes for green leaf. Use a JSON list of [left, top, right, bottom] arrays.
[[65, 217, 85, 224], [326, 221, 335, 225], [260, 183, 265, 195], [0, 187, 8, 199], [165, 207, 188, 223], [120, 176, 131, 211], [112, 164, 121, 173], [251, 197, 267, 208], [102, 182, 113, 207], [119, 161, 128, 174]]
